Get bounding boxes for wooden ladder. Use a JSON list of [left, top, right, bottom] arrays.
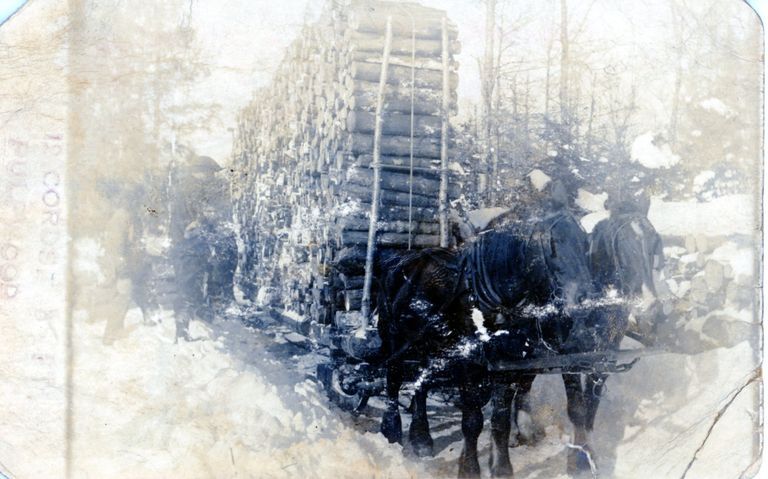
[[359, 14, 452, 327]]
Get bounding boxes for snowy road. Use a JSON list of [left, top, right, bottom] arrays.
[[66, 303, 760, 479]]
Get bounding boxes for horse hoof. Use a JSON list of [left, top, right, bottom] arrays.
[[515, 427, 545, 446], [380, 410, 402, 444], [490, 463, 514, 478], [514, 432, 531, 447], [458, 457, 481, 479], [411, 439, 434, 458], [567, 446, 596, 476], [458, 465, 481, 479]]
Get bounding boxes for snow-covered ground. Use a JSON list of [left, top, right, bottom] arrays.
[[70, 310, 431, 479], [61, 303, 759, 479], [647, 195, 755, 238], [59, 193, 759, 479]]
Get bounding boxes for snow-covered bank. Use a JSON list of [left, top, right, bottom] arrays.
[[609, 342, 759, 478], [501, 342, 759, 479], [70, 312, 427, 479], [648, 194, 755, 237], [580, 193, 756, 238]]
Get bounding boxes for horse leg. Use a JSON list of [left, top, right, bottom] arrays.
[[512, 376, 542, 446], [562, 373, 596, 476], [489, 382, 514, 477], [458, 383, 487, 479], [408, 386, 434, 457], [585, 372, 608, 434], [381, 365, 403, 444]]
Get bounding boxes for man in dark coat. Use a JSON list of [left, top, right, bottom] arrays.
[[172, 218, 216, 340], [169, 155, 236, 340], [201, 204, 237, 307]]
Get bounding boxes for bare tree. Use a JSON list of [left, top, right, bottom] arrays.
[[478, 0, 496, 206], [544, 11, 556, 118], [490, 23, 504, 205], [668, 0, 685, 146], [559, 0, 569, 126]]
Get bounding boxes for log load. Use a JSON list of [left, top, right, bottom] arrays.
[[346, 110, 441, 136], [339, 231, 440, 248], [346, 81, 457, 115], [230, 0, 462, 327], [347, 31, 462, 57], [346, 167, 461, 197], [339, 183, 440, 208], [346, 3, 459, 39], [346, 132, 443, 158], [348, 61, 458, 90], [353, 154, 442, 174]]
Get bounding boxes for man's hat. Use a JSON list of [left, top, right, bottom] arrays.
[[187, 155, 222, 173]]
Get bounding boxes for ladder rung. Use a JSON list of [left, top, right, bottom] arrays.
[[369, 163, 457, 177], [370, 163, 439, 174]]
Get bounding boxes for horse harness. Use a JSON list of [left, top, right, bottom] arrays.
[[466, 214, 583, 355], [469, 213, 574, 315], [377, 249, 472, 368]]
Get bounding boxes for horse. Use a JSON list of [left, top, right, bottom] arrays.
[[486, 196, 665, 477], [374, 247, 492, 476], [373, 201, 623, 477], [469, 206, 631, 477], [588, 196, 665, 345]]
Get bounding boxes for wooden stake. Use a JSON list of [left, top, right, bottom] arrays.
[[361, 16, 393, 323], [439, 16, 450, 247], [408, 18, 416, 250]]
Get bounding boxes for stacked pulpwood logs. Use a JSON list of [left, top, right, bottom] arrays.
[[231, 0, 462, 332]]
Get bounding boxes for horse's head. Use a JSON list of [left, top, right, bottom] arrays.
[[605, 188, 651, 217], [538, 211, 595, 308]]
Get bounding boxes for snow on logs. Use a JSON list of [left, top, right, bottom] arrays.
[[231, 0, 461, 321]]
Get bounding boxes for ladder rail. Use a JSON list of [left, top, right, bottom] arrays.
[[438, 16, 450, 247], [360, 16, 393, 324]]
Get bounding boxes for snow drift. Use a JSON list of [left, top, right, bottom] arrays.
[[70, 313, 429, 479]]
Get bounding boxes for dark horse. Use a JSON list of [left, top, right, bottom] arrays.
[[485, 194, 665, 477], [588, 195, 665, 345], [375, 247, 491, 475], [478, 207, 629, 477], [374, 201, 626, 477]]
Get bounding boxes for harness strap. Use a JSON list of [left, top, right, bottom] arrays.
[[469, 233, 507, 312], [532, 213, 572, 300]]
